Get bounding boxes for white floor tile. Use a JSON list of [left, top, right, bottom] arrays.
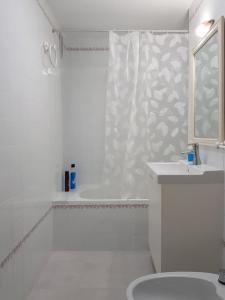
[[27, 251, 154, 300]]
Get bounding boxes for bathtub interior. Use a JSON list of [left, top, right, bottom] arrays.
[[61, 184, 149, 202], [80, 185, 120, 200]]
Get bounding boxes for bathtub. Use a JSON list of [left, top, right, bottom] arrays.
[[52, 185, 149, 251], [55, 184, 150, 205]]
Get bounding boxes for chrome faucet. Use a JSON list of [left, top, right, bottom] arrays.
[[188, 143, 201, 165]]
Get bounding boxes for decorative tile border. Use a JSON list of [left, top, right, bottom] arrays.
[[53, 203, 149, 209], [0, 207, 52, 269]]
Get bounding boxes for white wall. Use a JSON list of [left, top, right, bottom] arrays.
[[0, 0, 62, 299], [189, 0, 225, 266], [62, 35, 108, 185]]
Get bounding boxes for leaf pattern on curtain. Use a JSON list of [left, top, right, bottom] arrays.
[[103, 31, 189, 199]]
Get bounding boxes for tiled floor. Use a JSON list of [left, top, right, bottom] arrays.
[[27, 251, 154, 300]]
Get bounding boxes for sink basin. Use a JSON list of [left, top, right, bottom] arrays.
[[127, 272, 225, 300], [146, 161, 224, 184]]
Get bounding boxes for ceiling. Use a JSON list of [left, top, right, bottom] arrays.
[[47, 0, 193, 30]]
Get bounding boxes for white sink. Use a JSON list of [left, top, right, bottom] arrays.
[[147, 161, 224, 184]]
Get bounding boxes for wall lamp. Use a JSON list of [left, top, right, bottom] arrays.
[[195, 19, 215, 37]]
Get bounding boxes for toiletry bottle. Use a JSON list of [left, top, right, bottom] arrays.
[[70, 164, 76, 191], [65, 171, 70, 192], [187, 151, 194, 165]]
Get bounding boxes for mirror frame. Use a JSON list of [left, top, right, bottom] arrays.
[[190, 16, 225, 145]]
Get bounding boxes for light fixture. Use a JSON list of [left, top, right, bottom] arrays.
[[195, 19, 215, 37]]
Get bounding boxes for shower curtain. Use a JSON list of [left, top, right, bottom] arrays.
[[103, 31, 188, 199]]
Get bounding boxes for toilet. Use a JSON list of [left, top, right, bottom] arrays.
[[127, 272, 225, 300]]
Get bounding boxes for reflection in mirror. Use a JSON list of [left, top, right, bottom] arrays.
[[194, 32, 219, 139], [191, 16, 225, 145]]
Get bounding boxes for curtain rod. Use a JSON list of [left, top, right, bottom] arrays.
[[53, 29, 188, 34], [65, 47, 109, 51]]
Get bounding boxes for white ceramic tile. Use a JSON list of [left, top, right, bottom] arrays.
[[0, 0, 62, 299], [62, 49, 108, 185], [53, 207, 148, 251], [27, 251, 153, 300]]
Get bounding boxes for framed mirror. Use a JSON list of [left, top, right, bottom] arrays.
[[190, 16, 224, 145]]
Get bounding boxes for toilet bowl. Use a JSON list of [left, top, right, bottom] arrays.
[[127, 272, 225, 300]]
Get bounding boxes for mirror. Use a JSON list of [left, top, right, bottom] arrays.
[[190, 16, 224, 145]]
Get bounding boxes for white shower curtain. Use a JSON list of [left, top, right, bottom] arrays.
[[103, 31, 188, 199]]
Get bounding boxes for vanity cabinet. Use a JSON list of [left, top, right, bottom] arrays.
[[148, 163, 224, 273]]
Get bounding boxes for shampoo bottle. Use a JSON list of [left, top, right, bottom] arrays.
[[187, 151, 194, 165], [70, 164, 76, 191]]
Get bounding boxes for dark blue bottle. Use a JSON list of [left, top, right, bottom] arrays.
[[70, 164, 76, 191]]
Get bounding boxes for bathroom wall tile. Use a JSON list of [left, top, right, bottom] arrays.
[[62, 49, 108, 185], [0, 0, 62, 299], [53, 207, 148, 251]]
